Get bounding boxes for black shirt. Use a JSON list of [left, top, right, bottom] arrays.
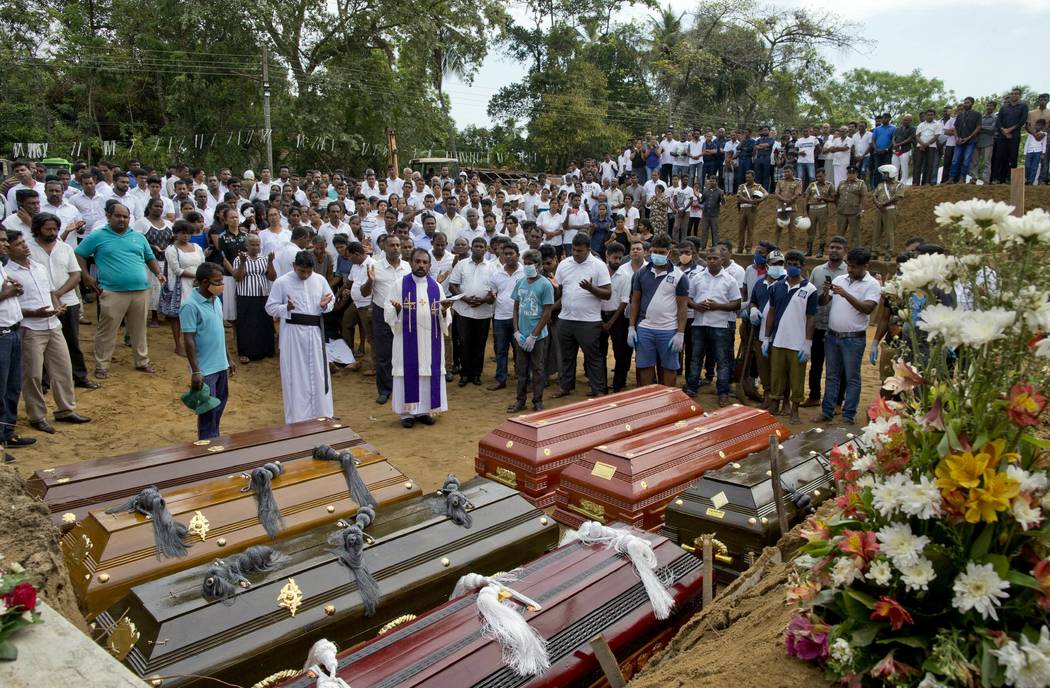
[[893, 125, 916, 152], [997, 101, 1030, 133]]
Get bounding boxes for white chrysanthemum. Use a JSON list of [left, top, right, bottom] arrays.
[[830, 555, 863, 588], [993, 626, 1050, 688], [897, 253, 957, 291], [871, 473, 909, 518], [1006, 465, 1049, 494], [860, 416, 901, 449], [897, 475, 944, 520], [830, 638, 853, 665], [1035, 338, 1050, 360], [899, 557, 936, 592], [933, 201, 965, 226], [1012, 497, 1043, 531], [998, 208, 1050, 245], [952, 562, 1010, 621], [866, 559, 893, 586], [877, 522, 930, 568], [918, 672, 949, 688], [851, 454, 876, 475], [858, 474, 877, 490], [1022, 299, 1050, 332], [918, 304, 968, 348], [958, 308, 1017, 347], [881, 277, 905, 299], [955, 199, 1015, 238]]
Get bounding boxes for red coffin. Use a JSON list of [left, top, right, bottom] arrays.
[[552, 405, 789, 531], [273, 531, 702, 688], [476, 386, 701, 507]]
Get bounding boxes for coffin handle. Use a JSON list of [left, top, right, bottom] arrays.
[[680, 536, 732, 564], [250, 668, 302, 688]]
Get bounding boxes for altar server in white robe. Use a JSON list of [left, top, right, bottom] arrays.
[[384, 248, 452, 428], [265, 250, 335, 423]]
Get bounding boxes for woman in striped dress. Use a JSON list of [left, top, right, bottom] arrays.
[[232, 234, 274, 362]]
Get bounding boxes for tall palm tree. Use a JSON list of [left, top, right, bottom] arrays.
[[646, 6, 685, 127], [432, 35, 468, 156]]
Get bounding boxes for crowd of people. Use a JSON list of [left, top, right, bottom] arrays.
[[0, 143, 935, 451]]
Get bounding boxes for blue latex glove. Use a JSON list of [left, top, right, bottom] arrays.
[[628, 326, 638, 348], [869, 344, 878, 365], [761, 341, 770, 358]]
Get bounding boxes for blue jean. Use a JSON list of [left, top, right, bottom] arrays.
[[950, 141, 977, 181], [493, 318, 514, 384], [672, 164, 690, 180], [1025, 152, 1043, 184], [687, 325, 730, 396], [753, 159, 772, 190], [822, 334, 865, 422], [0, 329, 22, 443], [689, 163, 703, 186], [796, 162, 815, 186], [198, 369, 229, 440]]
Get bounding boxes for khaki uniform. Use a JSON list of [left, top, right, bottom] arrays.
[[872, 181, 903, 259], [835, 179, 867, 248], [804, 181, 834, 255], [736, 183, 764, 251], [773, 178, 802, 248]]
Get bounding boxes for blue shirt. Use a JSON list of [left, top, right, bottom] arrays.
[[766, 279, 818, 342], [179, 288, 229, 376], [74, 225, 154, 292], [511, 276, 555, 340], [754, 136, 774, 162], [749, 276, 783, 313], [632, 263, 689, 330], [873, 124, 896, 151]]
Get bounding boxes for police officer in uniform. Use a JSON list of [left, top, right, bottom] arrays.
[[773, 166, 802, 249], [803, 168, 834, 257], [735, 170, 766, 254], [834, 166, 868, 248], [872, 165, 904, 261]]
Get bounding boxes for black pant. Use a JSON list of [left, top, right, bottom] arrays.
[[807, 328, 845, 404], [458, 315, 490, 380], [558, 319, 606, 395], [57, 304, 89, 385], [450, 312, 462, 370], [991, 135, 1022, 184], [940, 146, 954, 183], [601, 311, 630, 392], [0, 329, 22, 443], [515, 336, 548, 405], [371, 304, 394, 396], [872, 151, 892, 188], [661, 163, 673, 181]]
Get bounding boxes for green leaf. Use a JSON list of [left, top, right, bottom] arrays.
[[802, 540, 834, 557], [1021, 434, 1050, 450], [0, 640, 16, 662], [981, 554, 1010, 578], [971, 524, 994, 560], [981, 640, 1005, 688], [937, 432, 951, 458], [875, 635, 928, 649], [850, 623, 880, 647], [841, 590, 870, 621], [945, 422, 963, 451], [1006, 570, 1044, 592], [843, 588, 877, 609]]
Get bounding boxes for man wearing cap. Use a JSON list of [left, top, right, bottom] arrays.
[[834, 167, 867, 248], [773, 166, 802, 249], [872, 166, 904, 260], [736, 170, 766, 254], [803, 168, 834, 257], [181, 262, 234, 439], [746, 249, 784, 408]]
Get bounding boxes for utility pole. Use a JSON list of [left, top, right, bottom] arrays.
[[262, 44, 273, 171]]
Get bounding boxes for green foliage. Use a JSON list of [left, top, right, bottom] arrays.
[[809, 68, 955, 125]]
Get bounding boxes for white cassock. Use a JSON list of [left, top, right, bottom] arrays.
[[384, 274, 452, 419], [265, 271, 335, 424]]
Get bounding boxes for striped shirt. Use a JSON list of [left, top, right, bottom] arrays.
[[233, 254, 271, 297]]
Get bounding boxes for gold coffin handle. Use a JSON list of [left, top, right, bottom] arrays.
[[679, 536, 733, 564], [565, 499, 605, 523], [485, 466, 518, 488]]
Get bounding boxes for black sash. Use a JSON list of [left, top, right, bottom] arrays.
[[285, 312, 328, 393]]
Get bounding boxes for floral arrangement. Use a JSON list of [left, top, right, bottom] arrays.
[[785, 200, 1050, 687], [0, 556, 42, 661]]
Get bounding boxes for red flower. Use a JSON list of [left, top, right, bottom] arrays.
[[1007, 384, 1047, 427], [871, 651, 917, 681], [838, 529, 879, 561], [870, 596, 913, 631], [867, 396, 903, 421], [2, 582, 37, 612], [1035, 560, 1050, 611], [830, 444, 860, 482]]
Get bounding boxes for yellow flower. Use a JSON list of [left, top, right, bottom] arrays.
[[964, 469, 1021, 524], [936, 439, 1019, 494]]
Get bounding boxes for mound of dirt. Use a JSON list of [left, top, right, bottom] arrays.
[[629, 533, 829, 688], [0, 465, 86, 632]]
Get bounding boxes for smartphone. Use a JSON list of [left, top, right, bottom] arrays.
[[824, 276, 832, 284]]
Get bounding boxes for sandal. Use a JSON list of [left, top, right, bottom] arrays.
[[239, 356, 250, 364], [94, 368, 108, 379], [135, 364, 157, 374], [506, 402, 527, 413]]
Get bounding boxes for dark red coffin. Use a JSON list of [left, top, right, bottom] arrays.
[[552, 405, 789, 531], [273, 530, 702, 688], [476, 386, 701, 507], [28, 418, 362, 527]]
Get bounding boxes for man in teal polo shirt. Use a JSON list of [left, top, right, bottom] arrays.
[[181, 262, 234, 439], [75, 201, 165, 378]]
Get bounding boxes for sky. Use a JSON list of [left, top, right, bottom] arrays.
[[446, 0, 1049, 130]]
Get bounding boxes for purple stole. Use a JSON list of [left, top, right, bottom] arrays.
[[400, 274, 443, 409]]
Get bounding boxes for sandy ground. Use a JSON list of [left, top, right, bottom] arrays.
[[8, 311, 881, 493]]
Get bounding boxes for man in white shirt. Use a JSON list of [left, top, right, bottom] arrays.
[[659, 131, 678, 180], [5, 161, 42, 216], [0, 227, 33, 456], [270, 227, 312, 277], [249, 168, 275, 202], [407, 177, 430, 210], [605, 178, 624, 210], [41, 180, 86, 248], [145, 176, 176, 222], [687, 130, 706, 186], [817, 247, 880, 425], [459, 209, 484, 246], [360, 169, 382, 201], [521, 181, 541, 220], [551, 233, 612, 398], [448, 237, 495, 386], [69, 176, 108, 234], [795, 126, 819, 187], [2, 189, 38, 235], [914, 109, 943, 185], [685, 246, 742, 404], [828, 127, 853, 188], [642, 169, 667, 206], [599, 154, 619, 185], [385, 166, 405, 197], [362, 234, 411, 404], [191, 188, 215, 227], [852, 121, 873, 177], [436, 197, 468, 245], [484, 243, 525, 390], [318, 202, 352, 262]]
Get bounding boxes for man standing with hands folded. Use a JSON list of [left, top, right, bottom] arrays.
[[762, 250, 818, 423], [552, 233, 611, 398], [627, 234, 688, 388]]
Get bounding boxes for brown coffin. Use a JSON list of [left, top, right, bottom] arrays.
[[273, 530, 703, 688], [28, 418, 364, 527], [476, 385, 702, 507], [65, 447, 421, 618], [95, 479, 559, 688], [552, 405, 789, 531]]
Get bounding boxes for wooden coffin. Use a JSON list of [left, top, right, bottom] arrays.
[[476, 385, 701, 507], [95, 479, 558, 688], [552, 405, 789, 531], [28, 418, 363, 527], [662, 427, 863, 580], [272, 530, 702, 688], [65, 447, 421, 618]]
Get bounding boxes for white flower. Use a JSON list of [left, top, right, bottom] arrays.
[[858, 474, 877, 490], [917, 673, 948, 688], [897, 253, 957, 291], [866, 559, 894, 586], [955, 199, 1015, 238], [830, 555, 863, 588], [1006, 465, 1049, 494], [997, 208, 1050, 245], [1042, 491, 1050, 512], [877, 522, 930, 568], [1035, 338, 1050, 360], [860, 416, 901, 449], [830, 638, 853, 665], [958, 308, 1017, 347], [918, 304, 968, 348], [933, 201, 965, 226], [897, 474, 944, 520], [1022, 299, 1050, 333], [952, 562, 1010, 621], [851, 454, 876, 475], [898, 557, 936, 592], [1012, 497, 1043, 531], [993, 627, 1050, 688], [8, 561, 24, 575], [871, 473, 909, 518]]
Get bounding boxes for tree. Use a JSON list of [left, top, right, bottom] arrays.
[[811, 68, 955, 124]]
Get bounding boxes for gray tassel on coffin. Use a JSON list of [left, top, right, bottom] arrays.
[[327, 505, 380, 616], [313, 444, 377, 507], [201, 545, 288, 604], [105, 486, 188, 560], [429, 473, 473, 528], [248, 462, 286, 537]]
